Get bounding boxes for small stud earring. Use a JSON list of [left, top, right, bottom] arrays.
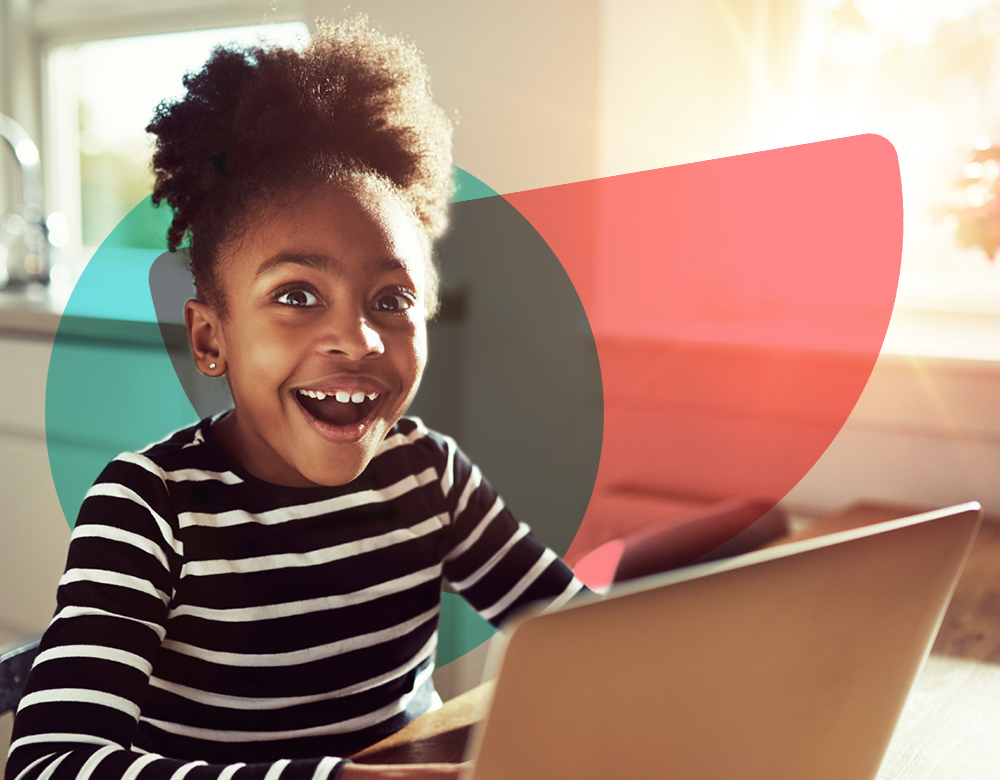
[[209, 363, 217, 370]]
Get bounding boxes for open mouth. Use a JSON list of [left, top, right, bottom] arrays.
[[296, 389, 381, 427]]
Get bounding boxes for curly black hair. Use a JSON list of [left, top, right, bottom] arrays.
[[146, 16, 454, 315]]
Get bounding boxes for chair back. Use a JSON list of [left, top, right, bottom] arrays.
[[0, 633, 43, 714]]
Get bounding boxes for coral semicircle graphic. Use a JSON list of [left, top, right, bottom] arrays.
[[502, 134, 902, 566]]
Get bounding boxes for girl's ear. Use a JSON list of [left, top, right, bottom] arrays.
[[186, 299, 226, 376]]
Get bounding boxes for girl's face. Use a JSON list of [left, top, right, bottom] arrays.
[[186, 182, 430, 487]]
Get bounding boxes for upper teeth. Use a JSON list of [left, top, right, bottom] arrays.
[[299, 389, 378, 403]]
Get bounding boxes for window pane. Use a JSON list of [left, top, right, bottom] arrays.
[[795, 0, 1000, 315], [49, 22, 308, 252]]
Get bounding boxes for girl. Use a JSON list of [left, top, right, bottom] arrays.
[[6, 17, 585, 780]]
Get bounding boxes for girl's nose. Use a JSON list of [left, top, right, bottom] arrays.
[[318, 309, 385, 360]]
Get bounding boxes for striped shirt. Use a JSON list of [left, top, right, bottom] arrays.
[[7, 416, 585, 780]]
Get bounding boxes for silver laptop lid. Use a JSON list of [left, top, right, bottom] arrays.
[[466, 503, 982, 780]]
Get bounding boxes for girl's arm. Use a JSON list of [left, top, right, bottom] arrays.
[[430, 429, 589, 627], [5, 458, 355, 780]]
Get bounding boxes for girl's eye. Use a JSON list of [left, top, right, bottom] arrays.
[[275, 289, 318, 307], [374, 292, 414, 313]]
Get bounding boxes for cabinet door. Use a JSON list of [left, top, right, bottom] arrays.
[[0, 434, 71, 632]]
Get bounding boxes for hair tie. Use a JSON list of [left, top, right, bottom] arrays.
[[209, 151, 228, 176]]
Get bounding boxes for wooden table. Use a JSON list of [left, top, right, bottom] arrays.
[[351, 682, 491, 765], [353, 655, 1000, 779], [876, 654, 1000, 779]]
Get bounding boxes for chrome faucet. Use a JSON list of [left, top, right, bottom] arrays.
[[0, 113, 51, 287]]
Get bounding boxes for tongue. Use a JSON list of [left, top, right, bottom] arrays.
[[299, 395, 371, 426]]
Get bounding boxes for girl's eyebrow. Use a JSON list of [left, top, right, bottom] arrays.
[[255, 252, 407, 278]]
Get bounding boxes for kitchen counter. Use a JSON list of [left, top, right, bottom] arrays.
[[0, 247, 188, 347], [0, 287, 63, 338]]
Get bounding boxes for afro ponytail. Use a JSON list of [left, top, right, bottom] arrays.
[[147, 16, 453, 311]]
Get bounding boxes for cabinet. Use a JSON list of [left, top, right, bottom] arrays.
[[0, 334, 71, 641]]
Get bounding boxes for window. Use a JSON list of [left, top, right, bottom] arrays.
[[793, 0, 1000, 357], [45, 22, 308, 298]]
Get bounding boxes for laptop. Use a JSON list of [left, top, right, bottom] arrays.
[[462, 502, 982, 780]]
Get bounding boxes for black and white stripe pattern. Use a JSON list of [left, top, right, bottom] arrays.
[[7, 417, 585, 780]]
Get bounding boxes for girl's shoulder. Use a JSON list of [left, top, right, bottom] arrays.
[[379, 416, 464, 468], [90, 416, 237, 504], [73, 420, 219, 560], [115, 417, 226, 474], [374, 417, 479, 502]]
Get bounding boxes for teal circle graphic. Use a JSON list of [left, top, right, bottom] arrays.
[[45, 168, 602, 666], [45, 197, 197, 528]]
